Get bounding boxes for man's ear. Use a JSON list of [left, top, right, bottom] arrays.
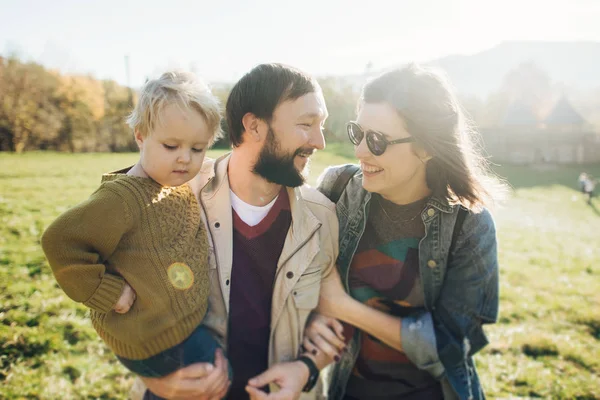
[[241, 112, 262, 142]]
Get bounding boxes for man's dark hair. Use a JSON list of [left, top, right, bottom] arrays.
[[226, 63, 319, 147]]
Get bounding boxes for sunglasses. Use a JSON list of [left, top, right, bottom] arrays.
[[347, 122, 415, 156]]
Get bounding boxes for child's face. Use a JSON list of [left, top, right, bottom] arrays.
[[135, 104, 212, 187]]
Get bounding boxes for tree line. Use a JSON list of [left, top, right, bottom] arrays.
[[2, 54, 598, 153], [0, 56, 359, 153]]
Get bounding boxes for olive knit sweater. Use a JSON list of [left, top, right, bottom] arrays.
[[41, 171, 209, 360]]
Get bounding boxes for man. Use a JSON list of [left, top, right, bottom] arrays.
[[132, 63, 339, 400]]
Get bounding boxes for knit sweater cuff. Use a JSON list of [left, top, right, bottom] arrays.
[[84, 273, 126, 313]]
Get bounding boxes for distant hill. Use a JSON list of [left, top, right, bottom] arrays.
[[427, 41, 600, 97]]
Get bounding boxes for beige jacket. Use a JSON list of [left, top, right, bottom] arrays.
[[131, 154, 338, 399]]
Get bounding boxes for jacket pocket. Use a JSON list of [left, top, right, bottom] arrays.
[[293, 281, 320, 310], [293, 264, 321, 306], [291, 281, 320, 349]]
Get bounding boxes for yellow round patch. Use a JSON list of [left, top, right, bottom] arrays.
[[167, 262, 194, 290]]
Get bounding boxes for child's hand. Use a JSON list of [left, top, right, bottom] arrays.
[[114, 282, 136, 314]]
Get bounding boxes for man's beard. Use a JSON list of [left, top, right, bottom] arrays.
[[253, 126, 313, 187]]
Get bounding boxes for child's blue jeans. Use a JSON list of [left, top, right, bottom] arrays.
[[116, 324, 233, 379]]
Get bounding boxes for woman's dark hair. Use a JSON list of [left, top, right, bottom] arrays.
[[361, 63, 503, 210], [226, 63, 320, 147]]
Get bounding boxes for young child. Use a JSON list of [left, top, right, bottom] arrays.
[[41, 71, 232, 380]]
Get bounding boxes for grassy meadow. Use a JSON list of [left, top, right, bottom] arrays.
[[1, 149, 599, 399]]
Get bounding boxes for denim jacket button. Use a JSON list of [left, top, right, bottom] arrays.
[[427, 208, 435, 217], [427, 259, 437, 268]]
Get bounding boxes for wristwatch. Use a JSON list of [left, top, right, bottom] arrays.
[[297, 355, 320, 392]]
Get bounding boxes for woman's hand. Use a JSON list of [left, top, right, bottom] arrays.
[[317, 268, 350, 320], [303, 313, 346, 363]]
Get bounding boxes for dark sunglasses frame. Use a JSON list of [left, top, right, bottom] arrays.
[[346, 121, 415, 156]]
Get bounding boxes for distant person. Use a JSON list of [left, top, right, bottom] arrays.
[[578, 172, 588, 193], [41, 71, 232, 392], [583, 174, 596, 205], [304, 64, 501, 400]]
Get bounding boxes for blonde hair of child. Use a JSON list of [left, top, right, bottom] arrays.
[[127, 71, 222, 145]]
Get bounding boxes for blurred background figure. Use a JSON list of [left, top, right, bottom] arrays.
[[578, 172, 588, 193], [581, 173, 597, 204]]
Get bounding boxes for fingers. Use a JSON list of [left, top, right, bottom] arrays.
[[143, 351, 230, 399], [253, 388, 297, 400], [214, 347, 225, 368], [302, 336, 319, 357], [246, 386, 268, 400], [316, 321, 346, 351], [180, 366, 227, 398], [206, 349, 230, 395], [247, 366, 277, 388], [311, 314, 344, 341], [142, 360, 227, 399], [310, 332, 341, 361], [215, 385, 230, 400], [176, 364, 221, 395], [304, 314, 345, 359], [328, 317, 346, 341], [193, 351, 229, 396], [147, 375, 200, 397], [177, 362, 215, 379], [142, 372, 191, 398]]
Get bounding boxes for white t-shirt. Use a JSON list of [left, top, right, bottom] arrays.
[[230, 190, 278, 227]]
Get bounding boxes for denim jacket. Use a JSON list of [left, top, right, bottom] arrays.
[[317, 165, 499, 400]]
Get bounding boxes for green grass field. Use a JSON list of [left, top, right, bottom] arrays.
[[1, 150, 599, 399]]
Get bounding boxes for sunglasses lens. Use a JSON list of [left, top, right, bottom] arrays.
[[347, 123, 363, 145], [366, 132, 386, 155]]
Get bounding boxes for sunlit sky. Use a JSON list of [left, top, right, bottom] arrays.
[[2, 0, 599, 86]]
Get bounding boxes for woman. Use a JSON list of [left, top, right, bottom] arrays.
[[305, 64, 501, 400]]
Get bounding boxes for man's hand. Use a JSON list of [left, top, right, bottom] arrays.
[[245, 361, 309, 400], [142, 348, 230, 400], [114, 282, 136, 314]]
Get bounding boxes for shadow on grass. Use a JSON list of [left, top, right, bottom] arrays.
[[589, 201, 600, 217]]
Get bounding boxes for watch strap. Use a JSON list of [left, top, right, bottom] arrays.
[[297, 355, 319, 392]]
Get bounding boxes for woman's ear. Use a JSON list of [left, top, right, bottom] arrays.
[[420, 153, 433, 162], [413, 143, 432, 163]]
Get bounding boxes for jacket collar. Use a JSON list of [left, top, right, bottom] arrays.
[[426, 195, 454, 214], [202, 153, 321, 234], [200, 153, 322, 311]]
